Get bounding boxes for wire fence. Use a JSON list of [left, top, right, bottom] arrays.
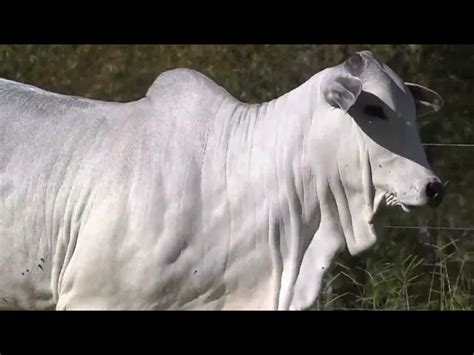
[[314, 308, 417, 311], [384, 226, 474, 231], [422, 143, 474, 147]]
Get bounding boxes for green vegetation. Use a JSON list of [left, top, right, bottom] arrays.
[[1, 45, 472, 309]]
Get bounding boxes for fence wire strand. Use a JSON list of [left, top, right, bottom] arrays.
[[384, 226, 474, 231], [423, 143, 474, 147]]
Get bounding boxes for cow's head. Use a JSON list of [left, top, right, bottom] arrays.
[[313, 50, 444, 255]]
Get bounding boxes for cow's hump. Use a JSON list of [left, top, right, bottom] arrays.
[[146, 68, 237, 106]]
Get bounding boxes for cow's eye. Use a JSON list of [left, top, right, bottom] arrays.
[[363, 105, 387, 120]]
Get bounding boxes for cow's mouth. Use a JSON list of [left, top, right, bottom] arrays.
[[384, 192, 416, 213]]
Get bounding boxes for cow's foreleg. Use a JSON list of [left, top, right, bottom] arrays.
[[289, 222, 344, 311]]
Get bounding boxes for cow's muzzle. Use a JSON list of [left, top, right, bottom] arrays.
[[425, 180, 445, 207]]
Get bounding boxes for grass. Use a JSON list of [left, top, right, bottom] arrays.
[[313, 233, 473, 310]]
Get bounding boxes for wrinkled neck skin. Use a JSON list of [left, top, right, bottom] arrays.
[[217, 70, 379, 310]]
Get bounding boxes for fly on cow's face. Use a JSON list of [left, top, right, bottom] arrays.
[[363, 104, 387, 120]]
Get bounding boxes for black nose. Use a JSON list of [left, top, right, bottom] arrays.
[[425, 181, 445, 207]]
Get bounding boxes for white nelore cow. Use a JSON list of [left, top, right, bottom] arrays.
[[0, 50, 444, 310]]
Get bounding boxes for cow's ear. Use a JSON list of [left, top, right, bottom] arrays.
[[344, 51, 366, 77], [323, 75, 362, 113], [405, 82, 444, 120], [323, 52, 365, 112]]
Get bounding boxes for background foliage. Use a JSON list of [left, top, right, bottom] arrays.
[[1, 45, 472, 309]]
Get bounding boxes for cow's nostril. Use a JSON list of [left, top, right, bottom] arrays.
[[425, 181, 444, 207]]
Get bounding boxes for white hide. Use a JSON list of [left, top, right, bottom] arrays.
[[0, 51, 443, 310]]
